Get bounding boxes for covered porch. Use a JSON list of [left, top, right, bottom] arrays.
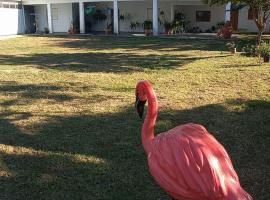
[[22, 0, 228, 35]]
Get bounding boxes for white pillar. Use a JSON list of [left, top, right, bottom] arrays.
[[170, 4, 174, 21], [225, 2, 232, 22], [79, 2, 85, 34], [113, 0, 119, 34], [47, 3, 53, 33], [22, 5, 26, 33], [152, 0, 158, 36]]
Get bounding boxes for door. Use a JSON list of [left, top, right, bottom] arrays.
[[230, 10, 239, 31]]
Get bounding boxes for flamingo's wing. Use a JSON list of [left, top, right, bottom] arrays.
[[148, 124, 239, 200]]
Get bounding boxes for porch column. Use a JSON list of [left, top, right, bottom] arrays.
[[47, 3, 53, 33], [79, 2, 85, 34], [152, 0, 158, 36], [170, 4, 174, 21], [22, 5, 26, 33], [225, 2, 232, 21], [113, 0, 119, 34]]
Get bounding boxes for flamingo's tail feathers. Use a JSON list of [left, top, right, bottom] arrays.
[[226, 184, 253, 200]]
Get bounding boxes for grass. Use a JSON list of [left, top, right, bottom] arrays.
[[0, 35, 269, 200]]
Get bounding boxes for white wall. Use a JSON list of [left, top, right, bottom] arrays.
[[34, 4, 48, 32], [0, 8, 24, 35], [119, 1, 171, 33], [51, 3, 72, 32], [118, 2, 225, 33], [174, 4, 226, 31], [238, 6, 270, 32]]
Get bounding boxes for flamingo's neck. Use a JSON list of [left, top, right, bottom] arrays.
[[142, 83, 158, 154]]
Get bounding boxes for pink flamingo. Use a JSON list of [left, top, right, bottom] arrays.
[[135, 80, 253, 200]]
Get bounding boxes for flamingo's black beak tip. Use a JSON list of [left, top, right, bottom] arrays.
[[135, 94, 146, 119]]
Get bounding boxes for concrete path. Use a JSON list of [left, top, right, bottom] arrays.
[[0, 35, 21, 40]]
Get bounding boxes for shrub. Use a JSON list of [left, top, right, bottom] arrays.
[[241, 44, 257, 57], [256, 42, 270, 57]]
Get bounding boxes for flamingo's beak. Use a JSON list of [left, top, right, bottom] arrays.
[[135, 94, 146, 119]]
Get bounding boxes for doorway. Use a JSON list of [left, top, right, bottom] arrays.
[[230, 10, 239, 31]]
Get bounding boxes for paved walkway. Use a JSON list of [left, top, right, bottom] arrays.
[[0, 35, 21, 40]]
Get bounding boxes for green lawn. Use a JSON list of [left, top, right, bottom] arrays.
[[0, 35, 269, 200]]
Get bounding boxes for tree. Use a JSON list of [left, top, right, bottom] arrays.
[[204, 0, 270, 45]]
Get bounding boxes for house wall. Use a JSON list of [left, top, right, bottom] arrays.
[[34, 4, 48, 32], [0, 7, 24, 35], [238, 6, 270, 32], [119, 1, 171, 33], [174, 4, 226, 31], [51, 3, 72, 32]]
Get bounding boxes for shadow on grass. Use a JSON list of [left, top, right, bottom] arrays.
[[0, 96, 269, 199], [0, 81, 78, 105], [27, 35, 228, 52], [0, 52, 227, 73], [0, 81, 125, 108]]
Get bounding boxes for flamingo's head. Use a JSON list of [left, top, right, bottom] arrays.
[[135, 81, 147, 119]]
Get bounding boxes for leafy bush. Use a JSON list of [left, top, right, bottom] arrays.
[[256, 42, 270, 57], [241, 45, 257, 57], [142, 20, 152, 30], [130, 21, 140, 32], [226, 41, 237, 49]]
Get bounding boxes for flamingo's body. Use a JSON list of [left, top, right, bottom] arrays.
[[135, 81, 252, 200]]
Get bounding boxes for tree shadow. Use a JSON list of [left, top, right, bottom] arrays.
[[0, 81, 75, 105], [0, 81, 118, 108], [27, 35, 228, 52], [0, 98, 269, 199], [0, 52, 227, 73]]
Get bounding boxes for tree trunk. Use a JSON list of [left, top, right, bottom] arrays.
[[257, 29, 264, 45], [254, 9, 267, 46]]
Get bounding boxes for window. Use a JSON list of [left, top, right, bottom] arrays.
[[0, 2, 21, 9], [9, 4, 16, 9], [52, 8, 58, 20], [146, 8, 161, 20], [196, 11, 211, 22], [3, 3, 9, 8], [248, 8, 258, 20]]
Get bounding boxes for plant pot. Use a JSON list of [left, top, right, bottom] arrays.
[[144, 29, 152, 36], [165, 28, 171, 35], [263, 55, 270, 62], [230, 48, 237, 54], [105, 28, 112, 35]]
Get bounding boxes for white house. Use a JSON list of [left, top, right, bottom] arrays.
[[0, 0, 270, 36]]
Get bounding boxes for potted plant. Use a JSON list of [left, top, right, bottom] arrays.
[[130, 21, 140, 32], [256, 42, 270, 62], [226, 41, 237, 54], [164, 21, 172, 35], [119, 14, 125, 21], [105, 22, 112, 35], [142, 20, 152, 36], [44, 27, 49, 34]]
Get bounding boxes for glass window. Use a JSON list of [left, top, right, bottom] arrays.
[[52, 8, 58, 20], [3, 3, 9, 8], [10, 4, 16, 9], [196, 11, 211, 22], [146, 8, 161, 20], [248, 8, 258, 20]]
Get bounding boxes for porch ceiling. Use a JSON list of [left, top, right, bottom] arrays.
[[22, 0, 205, 5]]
